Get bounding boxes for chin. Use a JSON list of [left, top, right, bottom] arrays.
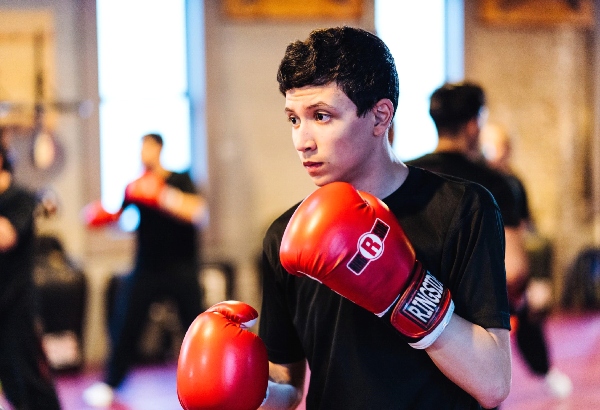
[[313, 176, 346, 188], [311, 176, 331, 187]]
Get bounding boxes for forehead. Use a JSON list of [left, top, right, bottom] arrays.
[[284, 83, 354, 111], [142, 137, 162, 148]]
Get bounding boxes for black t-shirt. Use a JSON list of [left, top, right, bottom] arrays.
[[407, 152, 520, 228], [504, 173, 530, 222], [126, 171, 199, 271], [0, 183, 36, 314], [259, 167, 511, 410]]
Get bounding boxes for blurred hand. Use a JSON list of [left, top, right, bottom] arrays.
[[0, 216, 17, 252]]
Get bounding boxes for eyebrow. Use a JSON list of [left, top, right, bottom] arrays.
[[284, 101, 334, 113]]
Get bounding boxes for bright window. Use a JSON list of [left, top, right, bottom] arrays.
[[96, 0, 191, 212], [375, 0, 463, 161]]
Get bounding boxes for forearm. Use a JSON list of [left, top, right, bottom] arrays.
[[159, 188, 208, 226], [0, 216, 17, 251], [426, 315, 511, 409]]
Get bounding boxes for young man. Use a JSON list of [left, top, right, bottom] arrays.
[[83, 133, 207, 407], [258, 27, 511, 409], [0, 142, 62, 410]]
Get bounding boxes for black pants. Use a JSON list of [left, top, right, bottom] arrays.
[[105, 262, 203, 387], [0, 290, 62, 410], [514, 302, 550, 375]]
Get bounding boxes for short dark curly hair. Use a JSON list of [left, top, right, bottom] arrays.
[[143, 133, 163, 146], [429, 82, 486, 135], [277, 26, 399, 119]]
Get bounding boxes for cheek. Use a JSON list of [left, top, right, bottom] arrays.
[[333, 121, 367, 150], [328, 134, 362, 166]]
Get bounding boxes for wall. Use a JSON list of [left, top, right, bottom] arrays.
[[0, 0, 91, 260], [463, 0, 597, 295]]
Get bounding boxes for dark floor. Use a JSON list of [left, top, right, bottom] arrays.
[[1, 311, 599, 410]]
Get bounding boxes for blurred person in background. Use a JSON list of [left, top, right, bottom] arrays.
[[480, 122, 572, 398], [82, 133, 207, 407], [408, 82, 530, 313], [0, 134, 62, 410]]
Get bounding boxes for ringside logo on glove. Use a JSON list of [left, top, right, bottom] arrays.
[[348, 218, 390, 275], [396, 268, 446, 326]]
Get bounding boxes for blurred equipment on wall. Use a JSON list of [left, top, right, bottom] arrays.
[[561, 247, 600, 311], [0, 22, 92, 191], [199, 261, 235, 308], [33, 234, 87, 372]]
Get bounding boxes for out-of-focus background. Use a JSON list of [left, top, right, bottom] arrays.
[[1, 1, 600, 409]]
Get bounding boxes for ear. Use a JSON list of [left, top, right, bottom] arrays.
[[372, 99, 394, 137], [464, 117, 480, 139]]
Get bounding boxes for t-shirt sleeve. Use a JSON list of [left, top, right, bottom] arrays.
[[509, 174, 531, 222], [491, 175, 521, 228], [258, 219, 306, 364], [444, 189, 511, 330], [170, 171, 197, 194]]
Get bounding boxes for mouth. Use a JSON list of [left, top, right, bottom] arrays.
[[303, 161, 323, 173]]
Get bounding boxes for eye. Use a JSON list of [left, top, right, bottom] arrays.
[[315, 112, 331, 122], [287, 116, 298, 126]]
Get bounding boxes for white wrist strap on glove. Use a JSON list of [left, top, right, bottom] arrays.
[[260, 380, 298, 409], [409, 299, 454, 350]]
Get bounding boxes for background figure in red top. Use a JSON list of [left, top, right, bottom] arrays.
[[83, 133, 208, 407]]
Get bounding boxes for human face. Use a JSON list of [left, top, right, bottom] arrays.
[[141, 137, 162, 170], [284, 83, 377, 187]]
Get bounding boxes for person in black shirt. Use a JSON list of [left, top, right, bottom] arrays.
[[83, 133, 207, 407], [0, 142, 62, 410], [258, 27, 511, 410], [408, 83, 529, 309]]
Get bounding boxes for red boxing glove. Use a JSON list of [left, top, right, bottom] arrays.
[[280, 182, 454, 349], [177, 301, 269, 410], [124, 172, 166, 208], [81, 200, 121, 227]]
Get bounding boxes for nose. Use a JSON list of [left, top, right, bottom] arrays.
[[293, 124, 316, 153]]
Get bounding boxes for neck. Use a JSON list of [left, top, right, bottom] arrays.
[[146, 164, 169, 178], [435, 134, 466, 152], [492, 161, 511, 174], [435, 136, 480, 161], [356, 155, 409, 200]]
